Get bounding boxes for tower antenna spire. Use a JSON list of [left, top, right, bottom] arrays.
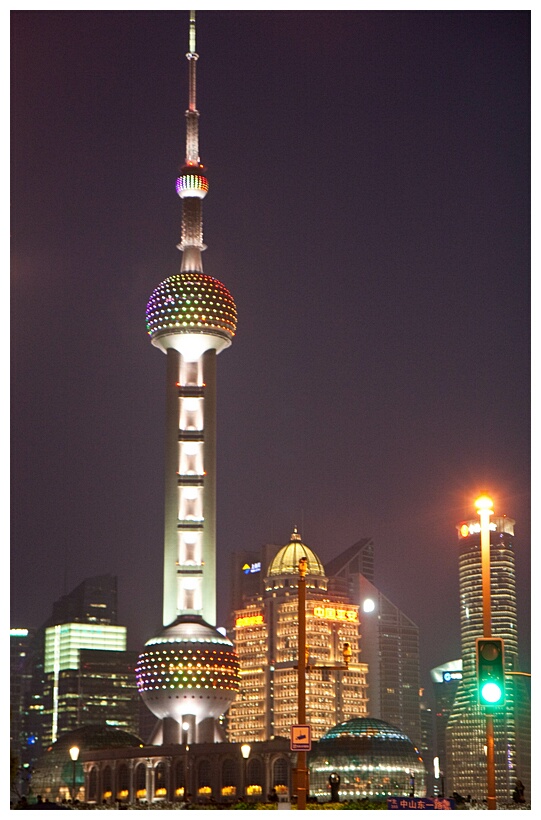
[[189, 9, 196, 56], [176, 9, 208, 271], [187, 10, 198, 115]]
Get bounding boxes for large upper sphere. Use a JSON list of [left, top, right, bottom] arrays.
[[146, 272, 237, 346]]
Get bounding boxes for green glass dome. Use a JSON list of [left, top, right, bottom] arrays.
[[321, 717, 411, 741], [309, 718, 426, 801], [31, 725, 144, 802]]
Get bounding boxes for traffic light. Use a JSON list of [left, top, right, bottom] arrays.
[[476, 637, 505, 707]]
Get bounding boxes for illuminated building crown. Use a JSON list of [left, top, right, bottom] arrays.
[[267, 527, 326, 577]]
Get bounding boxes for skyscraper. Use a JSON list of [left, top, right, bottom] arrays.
[[446, 516, 530, 802], [10, 627, 36, 797], [51, 574, 118, 626], [12, 575, 140, 784], [326, 541, 422, 749], [43, 621, 132, 744], [430, 660, 462, 796], [227, 530, 368, 743], [136, 12, 240, 745]]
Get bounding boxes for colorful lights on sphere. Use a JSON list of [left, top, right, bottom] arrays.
[[176, 168, 209, 199], [146, 272, 237, 340], [135, 617, 240, 722]]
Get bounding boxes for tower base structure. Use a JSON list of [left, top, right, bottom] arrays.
[[147, 714, 226, 746]]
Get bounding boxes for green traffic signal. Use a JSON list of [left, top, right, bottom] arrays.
[[480, 681, 503, 704], [476, 637, 505, 707]]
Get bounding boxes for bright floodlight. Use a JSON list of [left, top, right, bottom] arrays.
[[475, 495, 494, 513]]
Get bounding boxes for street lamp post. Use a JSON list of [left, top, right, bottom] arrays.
[[475, 494, 496, 811], [296, 557, 308, 811], [182, 722, 190, 802], [294, 557, 351, 810], [241, 744, 251, 801], [69, 746, 79, 802]]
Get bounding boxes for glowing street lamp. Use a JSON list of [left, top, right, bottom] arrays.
[[69, 746, 79, 802], [182, 722, 190, 801], [296, 557, 308, 810], [241, 744, 251, 799], [474, 494, 497, 811]]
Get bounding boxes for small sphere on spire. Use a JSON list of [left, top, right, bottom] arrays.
[[177, 163, 209, 199]]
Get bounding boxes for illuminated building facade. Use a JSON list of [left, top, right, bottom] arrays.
[[227, 530, 368, 743], [430, 659, 462, 795], [79, 738, 294, 805], [42, 622, 139, 745], [326, 543, 422, 749], [10, 627, 36, 797], [11, 575, 139, 790], [446, 517, 530, 802], [136, 12, 239, 744]]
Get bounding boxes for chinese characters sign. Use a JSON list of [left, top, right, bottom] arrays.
[[387, 797, 455, 810], [313, 606, 358, 623]]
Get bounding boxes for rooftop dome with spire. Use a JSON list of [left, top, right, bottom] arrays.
[[267, 528, 326, 577]]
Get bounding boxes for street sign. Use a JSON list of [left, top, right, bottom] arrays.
[[387, 797, 456, 810], [290, 724, 311, 751]]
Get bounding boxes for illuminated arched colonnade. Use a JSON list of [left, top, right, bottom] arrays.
[[81, 741, 293, 805]]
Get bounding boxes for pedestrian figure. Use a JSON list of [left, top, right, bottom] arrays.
[[512, 779, 525, 804]]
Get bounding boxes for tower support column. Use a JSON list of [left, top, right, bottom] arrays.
[[201, 348, 217, 625], [163, 348, 181, 626], [163, 716, 181, 745]]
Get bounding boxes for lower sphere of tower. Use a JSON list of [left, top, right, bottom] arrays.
[[136, 616, 240, 724]]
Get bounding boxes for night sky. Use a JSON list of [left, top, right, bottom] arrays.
[[11, 9, 530, 691]]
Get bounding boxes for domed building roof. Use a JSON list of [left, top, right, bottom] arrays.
[[267, 528, 326, 577], [309, 717, 426, 801], [31, 725, 144, 801], [321, 717, 412, 741]]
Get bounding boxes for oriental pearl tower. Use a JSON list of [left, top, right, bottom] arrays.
[[136, 12, 240, 745]]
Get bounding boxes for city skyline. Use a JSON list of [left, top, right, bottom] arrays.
[[11, 10, 530, 691]]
